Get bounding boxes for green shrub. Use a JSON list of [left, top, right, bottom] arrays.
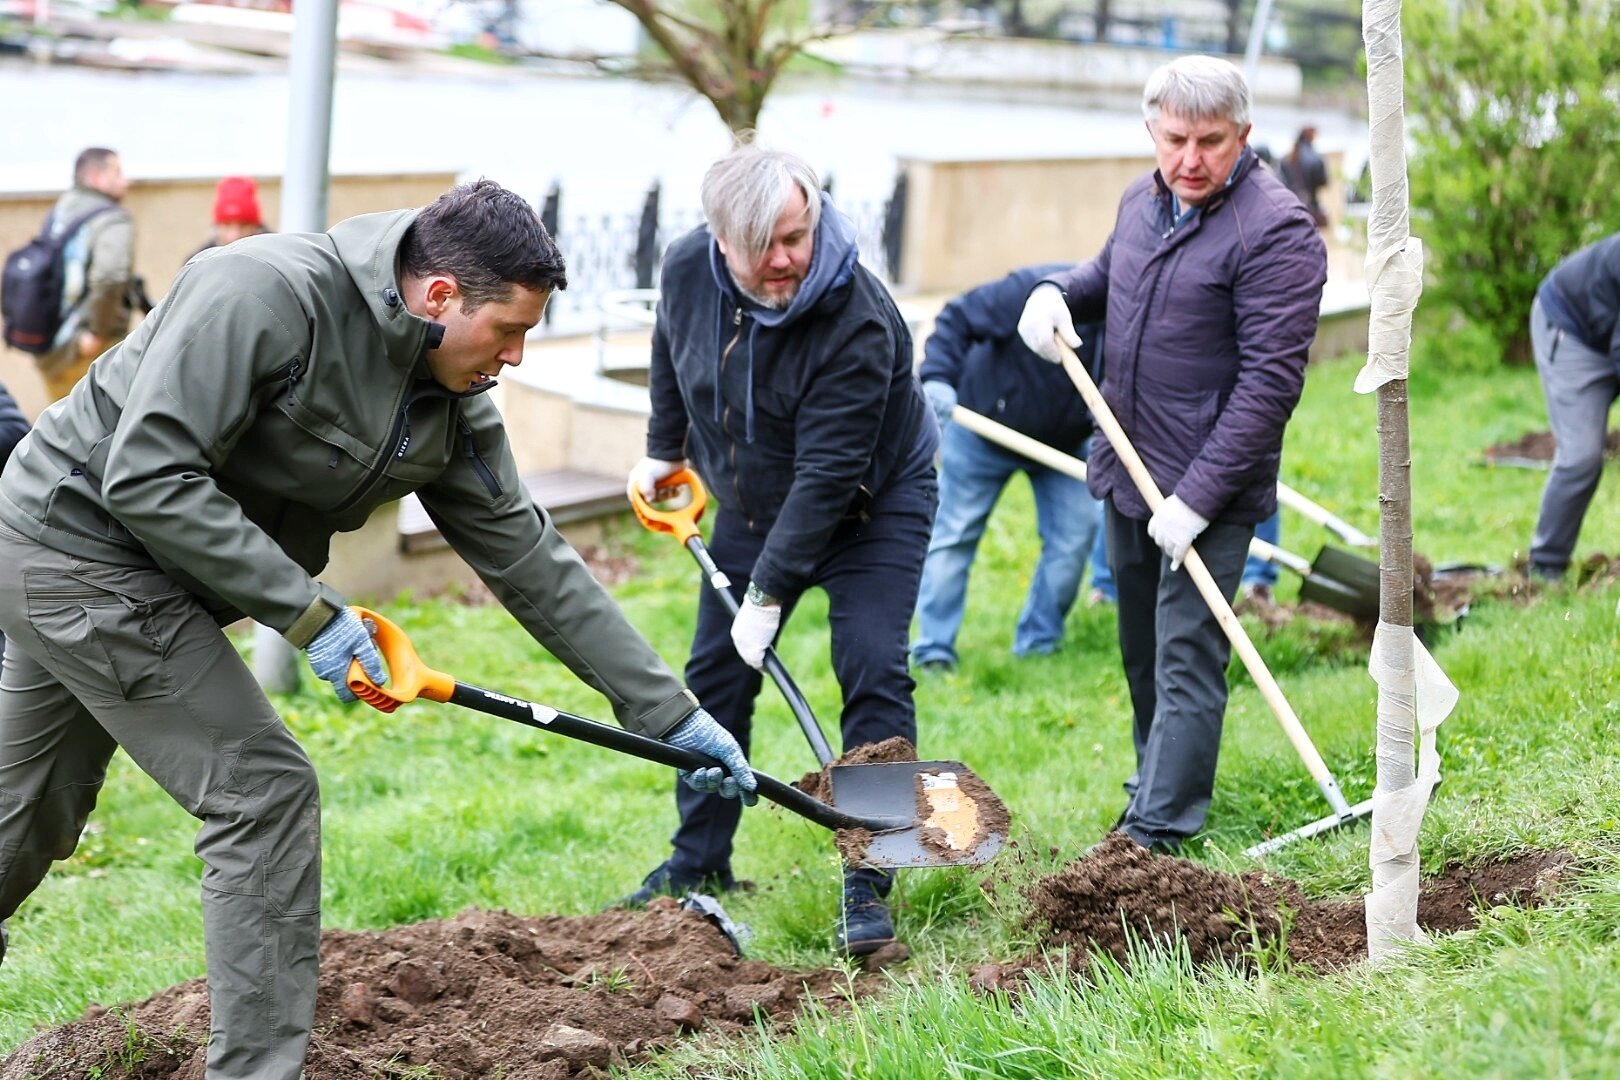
[[1405, 0, 1620, 364]]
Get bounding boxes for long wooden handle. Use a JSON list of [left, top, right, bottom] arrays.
[[1275, 481, 1378, 548], [950, 405, 1316, 580], [1053, 342, 1337, 788]]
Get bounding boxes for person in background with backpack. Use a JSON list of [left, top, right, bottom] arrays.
[[33, 147, 137, 402]]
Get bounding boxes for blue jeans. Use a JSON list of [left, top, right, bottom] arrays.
[[1093, 507, 1279, 598], [1529, 296, 1616, 575], [911, 424, 1098, 666]]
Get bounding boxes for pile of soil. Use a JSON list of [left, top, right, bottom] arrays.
[[0, 904, 863, 1080], [970, 833, 1572, 989], [1232, 553, 1490, 641], [1483, 429, 1620, 469]]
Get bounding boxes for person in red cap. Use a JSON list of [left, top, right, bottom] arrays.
[[188, 175, 268, 263]]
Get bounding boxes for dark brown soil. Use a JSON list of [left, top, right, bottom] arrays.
[[0, 903, 867, 1080], [1483, 429, 1620, 468], [971, 833, 1573, 989], [1233, 552, 1495, 638]]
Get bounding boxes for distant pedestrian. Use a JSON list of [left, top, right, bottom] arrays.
[[911, 264, 1102, 672], [1526, 231, 1620, 580], [32, 147, 138, 402], [187, 175, 269, 264], [1279, 125, 1329, 227]]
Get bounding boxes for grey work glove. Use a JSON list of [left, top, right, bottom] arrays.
[[922, 379, 958, 429], [1017, 283, 1082, 363], [665, 707, 758, 805], [305, 607, 386, 703]]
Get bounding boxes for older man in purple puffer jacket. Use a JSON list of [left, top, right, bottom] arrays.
[[1019, 54, 1327, 853]]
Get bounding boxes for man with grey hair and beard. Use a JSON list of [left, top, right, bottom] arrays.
[[1019, 55, 1327, 854], [622, 144, 938, 958]]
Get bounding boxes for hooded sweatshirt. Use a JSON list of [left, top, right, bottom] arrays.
[[0, 209, 694, 736], [646, 194, 932, 601]]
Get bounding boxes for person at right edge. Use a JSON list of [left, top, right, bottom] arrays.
[[623, 144, 937, 959], [1526, 231, 1620, 581], [1018, 54, 1327, 854]]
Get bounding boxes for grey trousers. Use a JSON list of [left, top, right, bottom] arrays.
[[0, 522, 318, 1080], [1107, 502, 1252, 847], [1530, 296, 1617, 575]]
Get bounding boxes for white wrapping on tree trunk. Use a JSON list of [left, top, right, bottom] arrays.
[[1364, 621, 1458, 955], [1354, 237, 1425, 393]]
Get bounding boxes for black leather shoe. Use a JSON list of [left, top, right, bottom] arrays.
[[612, 861, 741, 909], [836, 877, 897, 957]]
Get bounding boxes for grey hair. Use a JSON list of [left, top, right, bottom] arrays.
[[1142, 55, 1251, 129], [700, 144, 822, 257]]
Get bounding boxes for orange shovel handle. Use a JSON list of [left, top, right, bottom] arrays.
[[627, 467, 707, 544], [344, 606, 456, 713]]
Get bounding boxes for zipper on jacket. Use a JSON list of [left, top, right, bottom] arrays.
[[458, 417, 502, 498], [332, 385, 415, 516], [284, 359, 304, 405], [719, 306, 750, 523]]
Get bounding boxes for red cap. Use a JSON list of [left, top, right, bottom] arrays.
[[213, 176, 263, 226]]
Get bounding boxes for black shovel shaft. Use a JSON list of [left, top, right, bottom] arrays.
[[683, 536, 836, 767], [443, 681, 908, 832]]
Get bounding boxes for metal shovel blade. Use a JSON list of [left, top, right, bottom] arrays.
[[1298, 544, 1382, 620], [829, 761, 1008, 869]]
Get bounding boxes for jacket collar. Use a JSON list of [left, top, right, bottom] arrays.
[[327, 208, 439, 377]]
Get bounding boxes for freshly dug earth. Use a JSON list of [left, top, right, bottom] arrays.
[[0, 903, 864, 1080], [973, 833, 1572, 988], [1483, 429, 1620, 468]]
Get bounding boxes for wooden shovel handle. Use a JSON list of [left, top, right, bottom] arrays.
[[1053, 339, 1337, 787]]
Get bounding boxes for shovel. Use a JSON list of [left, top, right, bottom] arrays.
[[1050, 340, 1372, 856], [629, 467, 834, 766], [949, 406, 1383, 619], [343, 607, 1006, 870]]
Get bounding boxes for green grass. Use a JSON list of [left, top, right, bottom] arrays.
[[6, 352, 1620, 1077]]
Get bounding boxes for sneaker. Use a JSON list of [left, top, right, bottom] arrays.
[[836, 878, 897, 957], [1240, 582, 1274, 603], [612, 861, 742, 909]]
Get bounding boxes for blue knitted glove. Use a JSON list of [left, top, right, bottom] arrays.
[[922, 380, 957, 428], [664, 708, 758, 805], [305, 607, 385, 703]]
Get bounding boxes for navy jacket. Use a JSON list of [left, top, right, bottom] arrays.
[[1049, 149, 1327, 524], [1540, 232, 1620, 358], [646, 196, 930, 601], [920, 263, 1099, 454], [0, 381, 27, 469]]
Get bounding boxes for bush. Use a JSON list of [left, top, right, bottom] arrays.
[[1404, 0, 1620, 363]]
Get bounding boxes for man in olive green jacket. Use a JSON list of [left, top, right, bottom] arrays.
[[0, 180, 755, 1080]]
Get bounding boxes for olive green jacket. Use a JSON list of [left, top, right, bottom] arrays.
[[0, 209, 696, 736]]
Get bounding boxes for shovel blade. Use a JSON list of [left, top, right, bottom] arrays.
[[829, 760, 1008, 869], [1299, 544, 1381, 619]]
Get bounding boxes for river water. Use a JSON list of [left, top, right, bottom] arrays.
[[3, 58, 1366, 210]]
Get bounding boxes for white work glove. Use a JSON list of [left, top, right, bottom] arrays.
[[627, 455, 685, 500], [1146, 495, 1210, 573], [922, 380, 957, 428], [664, 707, 758, 804], [730, 583, 782, 670], [1017, 283, 1081, 364]]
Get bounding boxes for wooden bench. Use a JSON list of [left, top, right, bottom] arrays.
[[396, 468, 630, 554]]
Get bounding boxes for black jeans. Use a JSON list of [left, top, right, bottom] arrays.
[[666, 468, 937, 890]]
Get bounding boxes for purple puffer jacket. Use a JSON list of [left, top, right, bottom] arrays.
[[1049, 150, 1327, 525]]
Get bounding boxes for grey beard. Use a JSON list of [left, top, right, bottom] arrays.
[[733, 275, 793, 310]]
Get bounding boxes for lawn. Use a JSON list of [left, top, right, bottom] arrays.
[[4, 351, 1620, 1077]]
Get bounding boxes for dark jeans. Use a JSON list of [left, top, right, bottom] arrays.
[[1107, 501, 1253, 846], [667, 470, 936, 892]]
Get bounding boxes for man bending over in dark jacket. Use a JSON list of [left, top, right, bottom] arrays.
[[1019, 54, 1327, 854], [0, 181, 753, 1080], [623, 144, 938, 958], [912, 264, 1102, 672]]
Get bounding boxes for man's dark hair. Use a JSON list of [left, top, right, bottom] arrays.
[[73, 147, 118, 186], [398, 179, 568, 312]]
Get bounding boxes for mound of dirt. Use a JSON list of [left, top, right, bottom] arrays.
[[972, 833, 1572, 989], [1232, 552, 1489, 639], [1483, 429, 1620, 469], [0, 903, 863, 1080]]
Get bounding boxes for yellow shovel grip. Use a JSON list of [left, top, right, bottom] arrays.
[[345, 606, 456, 713], [628, 467, 707, 544]]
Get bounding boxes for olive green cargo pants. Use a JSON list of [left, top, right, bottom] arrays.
[[0, 522, 318, 1080]]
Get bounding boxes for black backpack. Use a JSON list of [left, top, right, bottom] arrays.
[[2, 204, 122, 355]]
